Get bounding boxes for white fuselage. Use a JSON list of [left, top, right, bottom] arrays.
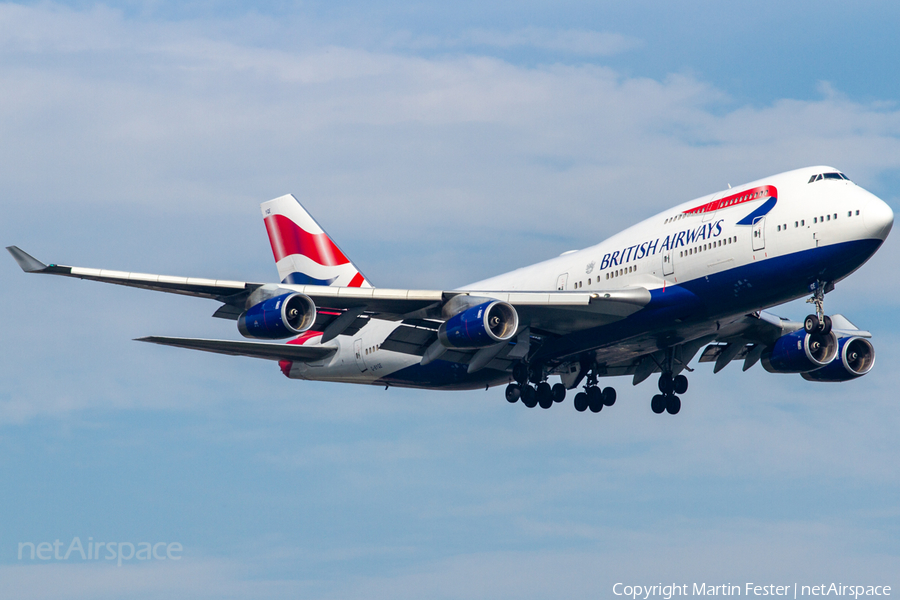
[[284, 166, 893, 389]]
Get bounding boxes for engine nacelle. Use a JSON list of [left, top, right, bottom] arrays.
[[761, 329, 838, 374], [438, 300, 518, 349], [237, 292, 316, 339], [801, 336, 875, 382]]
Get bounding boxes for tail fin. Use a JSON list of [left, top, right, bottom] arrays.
[[261, 194, 372, 288]]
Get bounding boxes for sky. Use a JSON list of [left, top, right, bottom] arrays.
[[1, 1, 900, 598]]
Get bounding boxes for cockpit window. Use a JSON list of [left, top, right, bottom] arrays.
[[808, 172, 851, 183]]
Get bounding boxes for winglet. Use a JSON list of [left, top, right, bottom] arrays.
[[6, 246, 48, 273]]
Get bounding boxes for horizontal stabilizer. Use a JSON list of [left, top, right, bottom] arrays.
[[136, 336, 336, 362]]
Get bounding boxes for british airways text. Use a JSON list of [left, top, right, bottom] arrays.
[[599, 220, 724, 270]]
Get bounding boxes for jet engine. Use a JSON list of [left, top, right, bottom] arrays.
[[761, 329, 838, 374], [238, 292, 316, 339], [801, 336, 875, 382], [438, 300, 518, 349]]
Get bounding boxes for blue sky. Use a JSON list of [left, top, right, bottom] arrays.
[[1, 2, 899, 598]]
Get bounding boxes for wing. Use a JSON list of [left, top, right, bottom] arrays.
[[7, 246, 258, 312], [8, 246, 651, 332], [137, 336, 336, 362]]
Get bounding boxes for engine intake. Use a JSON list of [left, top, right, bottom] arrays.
[[801, 336, 875, 382], [761, 329, 838, 374], [438, 300, 519, 349], [238, 292, 316, 339]]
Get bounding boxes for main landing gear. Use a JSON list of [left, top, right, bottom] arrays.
[[505, 363, 565, 409], [572, 366, 616, 414], [804, 280, 834, 335], [650, 371, 687, 415]]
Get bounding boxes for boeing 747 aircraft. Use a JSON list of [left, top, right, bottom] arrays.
[[8, 166, 894, 415]]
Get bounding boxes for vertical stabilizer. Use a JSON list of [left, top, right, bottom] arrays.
[[261, 195, 372, 287]]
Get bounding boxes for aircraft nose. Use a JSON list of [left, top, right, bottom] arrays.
[[864, 195, 894, 241]]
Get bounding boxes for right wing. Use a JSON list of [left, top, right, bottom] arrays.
[[136, 336, 336, 362]]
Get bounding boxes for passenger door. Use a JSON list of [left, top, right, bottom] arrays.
[[556, 273, 568, 290], [353, 339, 367, 373], [662, 250, 674, 276], [752, 216, 766, 251]]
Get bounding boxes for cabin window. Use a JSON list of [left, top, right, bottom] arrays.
[[856, 210, 860, 215], [795, 221, 798, 227], [834, 213, 838, 219]]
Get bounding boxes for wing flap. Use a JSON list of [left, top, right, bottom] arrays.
[[136, 336, 336, 362]]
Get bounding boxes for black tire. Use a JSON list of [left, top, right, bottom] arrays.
[[505, 384, 521, 403], [804, 314, 819, 334], [673, 375, 688, 395], [602, 387, 617, 406], [551, 383, 567, 403], [821, 315, 833, 335], [536, 382, 553, 409], [513, 363, 529, 385], [521, 385, 538, 408], [658, 372, 674, 394], [666, 394, 681, 415], [528, 368, 543, 385], [587, 387, 603, 413], [651, 394, 666, 414], [574, 392, 588, 412]]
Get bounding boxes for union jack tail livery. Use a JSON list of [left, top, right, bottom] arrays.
[[261, 194, 371, 288]]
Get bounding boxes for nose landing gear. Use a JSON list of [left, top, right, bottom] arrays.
[[804, 280, 834, 334]]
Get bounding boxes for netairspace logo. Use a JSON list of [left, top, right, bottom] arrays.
[[18, 537, 182, 567], [612, 583, 892, 599]]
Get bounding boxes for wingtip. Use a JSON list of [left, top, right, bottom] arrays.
[[6, 246, 48, 272]]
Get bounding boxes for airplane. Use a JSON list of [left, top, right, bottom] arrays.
[[7, 165, 894, 415]]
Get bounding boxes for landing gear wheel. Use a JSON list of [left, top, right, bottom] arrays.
[[512, 363, 529, 386], [505, 384, 521, 403], [528, 368, 543, 385], [673, 375, 688, 395], [601, 387, 616, 407], [651, 394, 666, 414], [804, 314, 820, 334], [665, 394, 681, 415], [521, 385, 537, 408], [536, 382, 553, 409], [821, 315, 833, 335], [574, 392, 588, 412], [587, 386, 603, 413], [551, 383, 567, 403], [658, 372, 674, 394]]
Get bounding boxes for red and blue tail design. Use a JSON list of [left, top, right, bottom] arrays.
[[261, 194, 371, 288]]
